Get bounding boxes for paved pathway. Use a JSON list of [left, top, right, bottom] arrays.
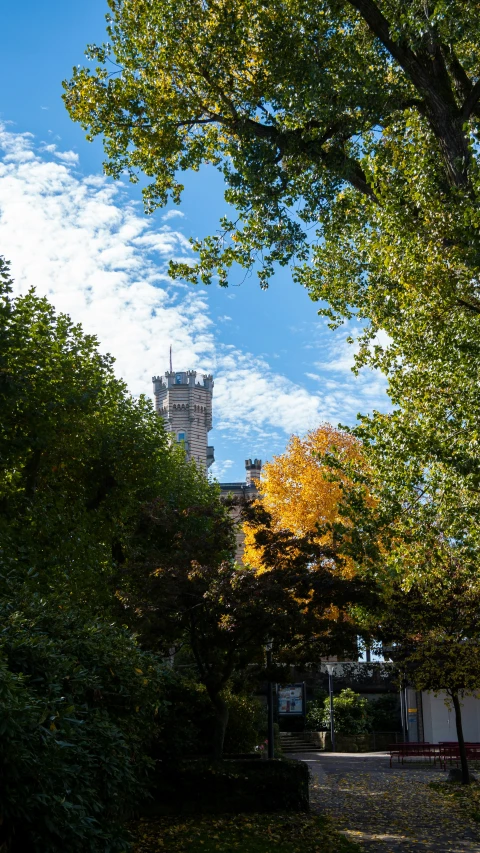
[[291, 751, 480, 853]]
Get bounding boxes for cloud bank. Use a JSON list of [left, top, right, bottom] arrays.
[[0, 125, 389, 473]]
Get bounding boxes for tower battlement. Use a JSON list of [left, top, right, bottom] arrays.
[[245, 458, 262, 485]]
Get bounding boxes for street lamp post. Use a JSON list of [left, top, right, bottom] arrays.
[[325, 663, 336, 752], [265, 641, 274, 760]]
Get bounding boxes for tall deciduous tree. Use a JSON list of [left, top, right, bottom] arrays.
[[63, 1, 480, 521], [242, 499, 376, 665], [121, 549, 301, 759], [327, 441, 480, 784], [118, 491, 374, 757], [240, 427, 373, 664], [64, 1, 480, 357], [1, 258, 229, 849]]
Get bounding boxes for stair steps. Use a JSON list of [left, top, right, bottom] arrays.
[[279, 732, 321, 753]]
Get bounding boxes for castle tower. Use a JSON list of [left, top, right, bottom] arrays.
[[245, 458, 262, 485], [152, 370, 215, 469]]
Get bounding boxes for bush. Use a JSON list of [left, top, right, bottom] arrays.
[[153, 679, 266, 759], [305, 689, 328, 731], [223, 693, 265, 754], [321, 688, 370, 735], [152, 676, 215, 760], [306, 690, 400, 734], [366, 694, 401, 732], [0, 597, 167, 853]]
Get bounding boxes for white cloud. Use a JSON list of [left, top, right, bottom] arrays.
[[41, 142, 79, 164], [0, 125, 390, 473], [162, 209, 185, 221], [209, 459, 234, 481], [54, 150, 79, 164]]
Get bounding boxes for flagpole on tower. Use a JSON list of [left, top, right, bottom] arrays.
[[169, 345, 173, 373]]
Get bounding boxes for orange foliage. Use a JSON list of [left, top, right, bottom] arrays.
[[243, 425, 362, 576]]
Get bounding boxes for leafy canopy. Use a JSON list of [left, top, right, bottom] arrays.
[[327, 431, 480, 781], [64, 2, 480, 508], [64, 0, 480, 338], [0, 257, 237, 847]]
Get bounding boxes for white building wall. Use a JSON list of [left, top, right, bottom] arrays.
[[422, 691, 480, 742]]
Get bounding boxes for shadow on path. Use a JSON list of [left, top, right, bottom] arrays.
[[291, 752, 480, 853]]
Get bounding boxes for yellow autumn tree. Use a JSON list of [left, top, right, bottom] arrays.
[[243, 425, 363, 577]]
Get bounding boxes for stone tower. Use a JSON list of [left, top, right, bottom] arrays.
[[152, 370, 215, 469], [245, 458, 262, 485]]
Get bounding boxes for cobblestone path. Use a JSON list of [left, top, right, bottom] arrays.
[[293, 752, 480, 853]]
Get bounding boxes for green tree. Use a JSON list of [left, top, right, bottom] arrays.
[[325, 443, 480, 784], [0, 257, 239, 844], [379, 567, 480, 785], [119, 542, 298, 759], [118, 497, 375, 758], [0, 256, 221, 607]]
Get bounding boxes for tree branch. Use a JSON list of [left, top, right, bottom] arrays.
[[347, 0, 472, 186], [461, 79, 480, 121], [401, 98, 428, 116], [441, 45, 474, 102], [346, 0, 426, 84], [235, 116, 379, 202], [456, 297, 480, 316]]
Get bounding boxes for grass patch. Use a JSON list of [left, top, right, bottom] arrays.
[[133, 813, 362, 852], [429, 779, 480, 823]]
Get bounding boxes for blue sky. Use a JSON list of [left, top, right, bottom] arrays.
[[0, 1, 389, 481]]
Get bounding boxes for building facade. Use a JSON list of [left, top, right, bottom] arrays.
[[219, 459, 262, 559]]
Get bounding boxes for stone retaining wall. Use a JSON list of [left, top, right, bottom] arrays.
[[312, 731, 401, 752]]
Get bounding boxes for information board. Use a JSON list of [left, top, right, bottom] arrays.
[[278, 684, 304, 715]]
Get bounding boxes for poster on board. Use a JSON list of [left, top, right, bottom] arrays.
[[278, 684, 304, 715]]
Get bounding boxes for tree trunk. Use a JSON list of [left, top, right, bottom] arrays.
[[452, 690, 470, 785], [210, 692, 229, 760]]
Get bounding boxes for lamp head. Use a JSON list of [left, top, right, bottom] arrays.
[[265, 640, 273, 652], [325, 663, 336, 675]]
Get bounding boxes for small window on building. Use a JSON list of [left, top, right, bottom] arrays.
[[175, 373, 183, 384], [178, 432, 186, 442]]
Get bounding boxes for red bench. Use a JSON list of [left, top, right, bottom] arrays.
[[389, 742, 440, 767], [439, 742, 480, 770], [390, 741, 480, 770]]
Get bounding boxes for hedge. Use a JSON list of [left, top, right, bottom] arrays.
[[148, 758, 309, 815]]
